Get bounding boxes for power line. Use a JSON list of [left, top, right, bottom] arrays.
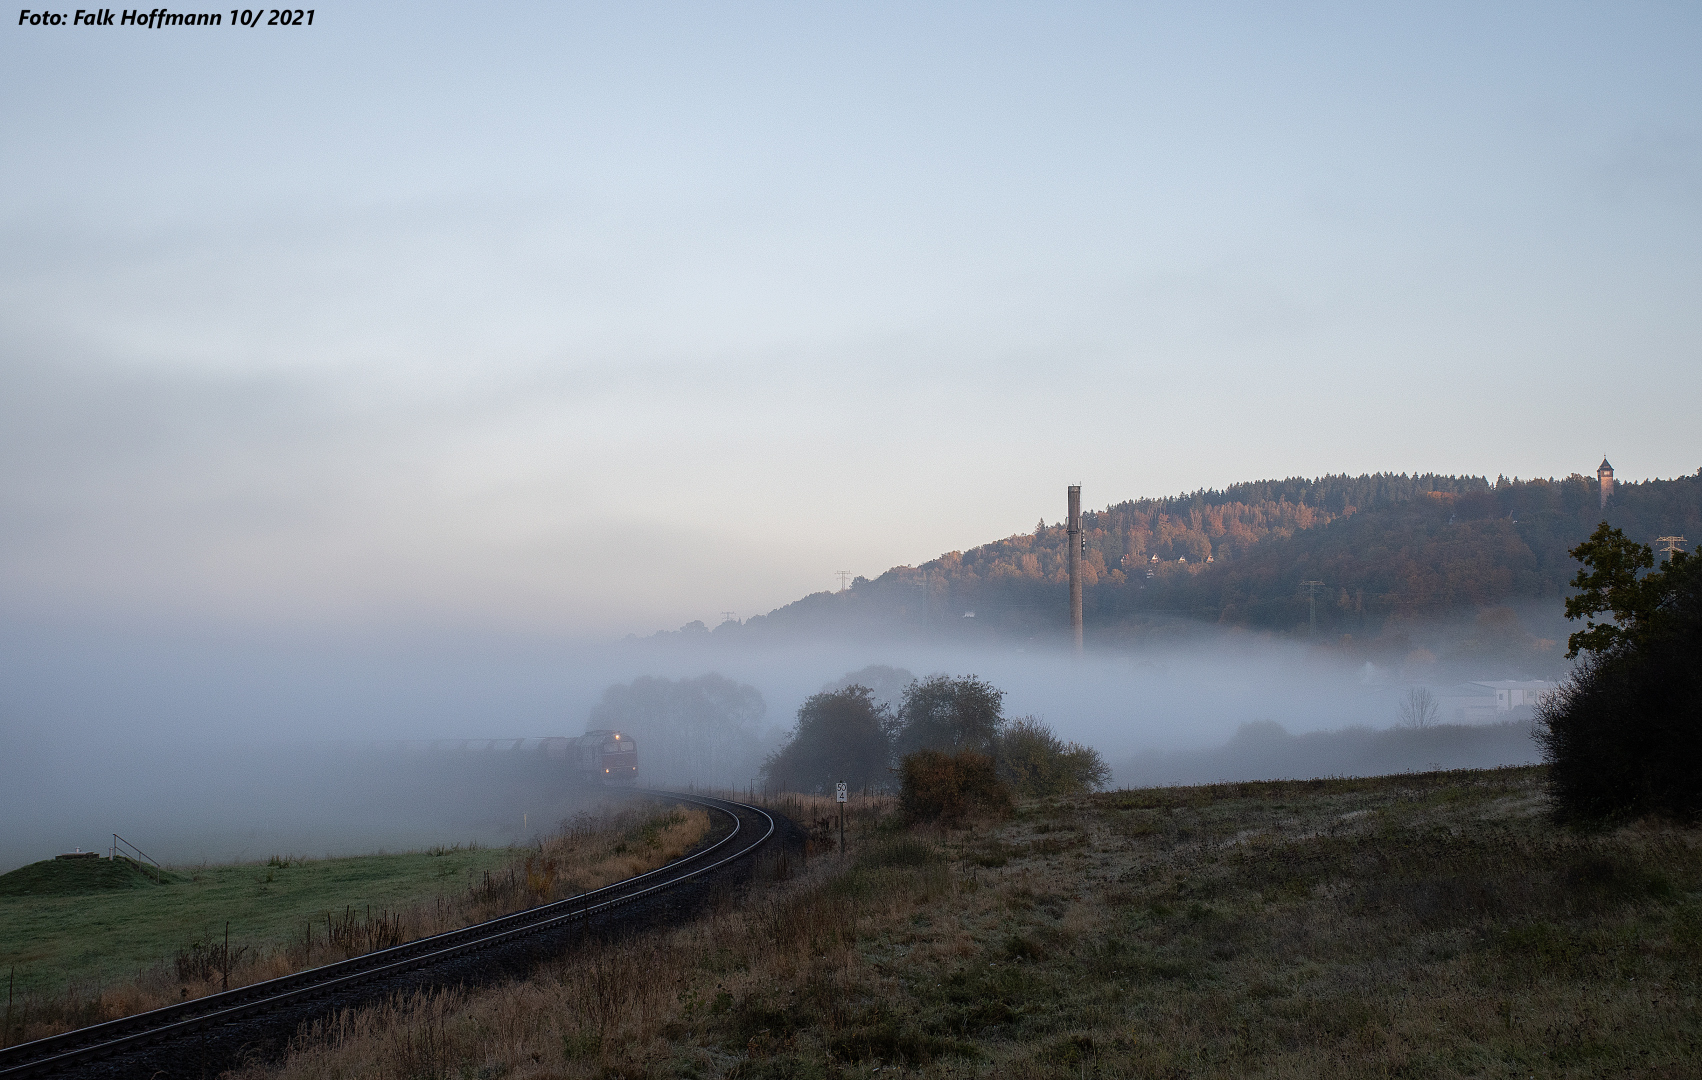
[[835, 570, 853, 592]]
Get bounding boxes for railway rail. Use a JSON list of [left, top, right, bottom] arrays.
[[0, 791, 775, 1078]]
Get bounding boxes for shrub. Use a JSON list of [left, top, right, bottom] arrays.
[[1537, 633, 1702, 822], [997, 716, 1111, 797], [898, 749, 1012, 825]]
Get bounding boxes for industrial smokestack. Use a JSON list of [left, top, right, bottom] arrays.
[[1067, 485, 1083, 656]]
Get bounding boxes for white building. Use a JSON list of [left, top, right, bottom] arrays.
[[1434, 680, 1557, 724], [1473, 680, 1558, 712]]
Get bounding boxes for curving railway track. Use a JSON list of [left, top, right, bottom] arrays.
[[0, 791, 777, 1079]]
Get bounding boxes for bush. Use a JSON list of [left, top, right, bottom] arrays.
[[1538, 534, 1702, 823], [997, 716, 1111, 797], [1538, 633, 1702, 822], [898, 749, 1012, 825]]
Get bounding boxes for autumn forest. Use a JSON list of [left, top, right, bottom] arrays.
[[700, 469, 1702, 650]]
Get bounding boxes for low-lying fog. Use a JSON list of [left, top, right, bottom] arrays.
[[0, 615, 1549, 873]]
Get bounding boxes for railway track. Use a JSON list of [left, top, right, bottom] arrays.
[[0, 791, 776, 1078]]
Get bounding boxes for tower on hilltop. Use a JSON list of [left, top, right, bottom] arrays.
[[1597, 456, 1614, 510]]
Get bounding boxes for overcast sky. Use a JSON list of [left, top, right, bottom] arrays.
[[4, 2, 1699, 636]]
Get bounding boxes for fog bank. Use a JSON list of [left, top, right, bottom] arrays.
[[1120, 720, 1542, 788], [2, 612, 1562, 872]]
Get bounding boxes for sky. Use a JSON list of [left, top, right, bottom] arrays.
[[4, 2, 1700, 637]]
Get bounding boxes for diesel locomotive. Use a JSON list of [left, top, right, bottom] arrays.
[[568, 729, 638, 783]]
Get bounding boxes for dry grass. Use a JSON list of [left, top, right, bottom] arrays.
[[0, 804, 708, 1048], [231, 769, 1702, 1078]]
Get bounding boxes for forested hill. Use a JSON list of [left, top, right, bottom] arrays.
[[664, 470, 1702, 647]]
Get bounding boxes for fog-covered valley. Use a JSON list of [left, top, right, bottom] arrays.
[[1, 608, 1554, 873]]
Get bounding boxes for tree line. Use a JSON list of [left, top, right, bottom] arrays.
[[713, 469, 1701, 643]]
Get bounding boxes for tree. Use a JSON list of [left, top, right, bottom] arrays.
[[761, 685, 893, 794], [1563, 522, 1661, 657], [822, 665, 914, 716], [892, 675, 1005, 759], [996, 717, 1111, 796], [1397, 687, 1439, 728], [1537, 538, 1702, 821], [586, 673, 766, 787]]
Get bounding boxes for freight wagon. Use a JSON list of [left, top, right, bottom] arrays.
[[378, 731, 638, 784]]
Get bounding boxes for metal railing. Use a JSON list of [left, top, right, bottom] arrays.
[[108, 835, 166, 884]]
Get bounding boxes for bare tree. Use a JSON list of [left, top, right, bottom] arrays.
[[1398, 686, 1439, 728]]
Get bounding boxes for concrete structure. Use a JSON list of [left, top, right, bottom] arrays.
[[1067, 485, 1083, 656], [1598, 456, 1614, 509]]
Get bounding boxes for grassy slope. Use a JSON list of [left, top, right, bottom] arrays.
[[238, 771, 1702, 1079], [0, 846, 515, 995], [0, 803, 715, 1048], [0, 857, 171, 897]]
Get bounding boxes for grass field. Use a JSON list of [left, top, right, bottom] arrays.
[[0, 845, 517, 998], [0, 801, 712, 1047], [231, 768, 1702, 1079]]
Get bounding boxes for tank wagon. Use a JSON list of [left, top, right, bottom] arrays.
[[380, 731, 637, 784]]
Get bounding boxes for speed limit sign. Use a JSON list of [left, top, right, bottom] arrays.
[[835, 782, 847, 802]]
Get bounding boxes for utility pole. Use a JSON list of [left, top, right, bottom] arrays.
[[1067, 485, 1084, 657], [835, 570, 852, 592], [1301, 581, 1324, 638], [1656, 536, 1686, 558]]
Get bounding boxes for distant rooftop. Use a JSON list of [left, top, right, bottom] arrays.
[[1599, 457, 1613, 472]]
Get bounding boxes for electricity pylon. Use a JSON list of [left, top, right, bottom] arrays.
[[1301, 580, 1325, 638]]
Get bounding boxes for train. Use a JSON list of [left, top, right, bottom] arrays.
[[566, 729, 638, 783], [378, 731, 638, 784]]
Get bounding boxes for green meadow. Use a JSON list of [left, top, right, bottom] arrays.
[[0, 845, 516, 997]]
